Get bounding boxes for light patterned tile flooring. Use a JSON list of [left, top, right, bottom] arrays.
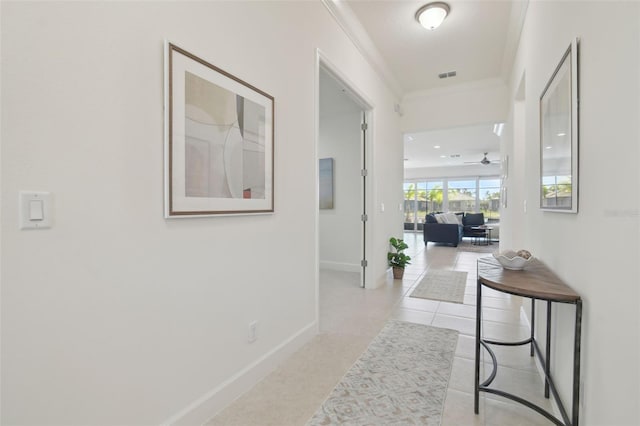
[[396, 233, 553, 426], [208, 233, 554, 425]]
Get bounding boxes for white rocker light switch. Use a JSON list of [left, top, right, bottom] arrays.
[[20, 192, 51, 229]]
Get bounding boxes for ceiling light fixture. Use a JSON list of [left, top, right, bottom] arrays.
[[434, 145, 441, 149], [416, 2, 450, 30]]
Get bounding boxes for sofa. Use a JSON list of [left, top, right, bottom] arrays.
[[423, 212, 491, 246], [423, 212, 463, 246], [462, 212, 485, 237]]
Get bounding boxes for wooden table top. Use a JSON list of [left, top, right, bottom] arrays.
[[477, 257, 581, 303]]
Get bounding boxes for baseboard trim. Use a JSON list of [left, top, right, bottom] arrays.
[[161, 321, 318, 426], [319, 261, 360, 273]]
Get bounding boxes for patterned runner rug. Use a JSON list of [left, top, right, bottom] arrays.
[[410, 270, 467, 304], [308, 320, 458, 426]]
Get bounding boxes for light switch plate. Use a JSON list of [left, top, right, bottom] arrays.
[[20, 191, 51, 229]]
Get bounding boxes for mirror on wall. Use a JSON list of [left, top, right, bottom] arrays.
[[540, 38, 579, 213]]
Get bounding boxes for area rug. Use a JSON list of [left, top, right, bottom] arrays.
[[307, 320, 458, 426], [409, 270, 467, 304], [457, 239, 497, 253]]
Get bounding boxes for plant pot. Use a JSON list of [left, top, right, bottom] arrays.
[[392, 266, 405, 280]]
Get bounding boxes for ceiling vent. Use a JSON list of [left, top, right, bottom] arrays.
[[438, 71, 457, 79], [450, 154, 461, 158]]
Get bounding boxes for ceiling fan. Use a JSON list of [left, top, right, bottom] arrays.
[[464, 152, 499, 165]]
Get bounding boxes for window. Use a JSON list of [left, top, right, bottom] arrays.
[[447, 180, 476, 214], [479, 178, 500, 221], [425, 181, 443, 213], [403, 176, 501, 231], [403, 183, 417, 229], [542, 175, 572, 208]]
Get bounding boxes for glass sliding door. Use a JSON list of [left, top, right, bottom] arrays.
[[479, 178, 501, 221], [425, 181, 443, 214], [447, 179, 476, 213], [404, 177, 500, 230], [415, 182, 427, 230], [403, 182, 417, 230]]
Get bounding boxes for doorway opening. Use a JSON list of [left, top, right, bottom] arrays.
[[316, 56, 372, 294]]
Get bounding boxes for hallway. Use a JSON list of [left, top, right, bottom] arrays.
[[208, 234, 553, 425]]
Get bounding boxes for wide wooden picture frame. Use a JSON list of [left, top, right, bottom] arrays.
[[164, 42, 274, 217], [539, 38, 579, 213]]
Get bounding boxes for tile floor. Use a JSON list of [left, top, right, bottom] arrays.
[[207, 233, 554, 425]]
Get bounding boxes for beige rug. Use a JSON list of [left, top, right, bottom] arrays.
[[308, 320, 458, 426], [409, 270, 467, 304]]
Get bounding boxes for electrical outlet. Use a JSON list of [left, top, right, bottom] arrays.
[[248, 321, 258, 343]]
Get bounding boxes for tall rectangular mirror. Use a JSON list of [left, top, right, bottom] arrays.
[[540, 38, 579, 213]]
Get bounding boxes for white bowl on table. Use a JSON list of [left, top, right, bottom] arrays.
[[493, 250, 534, 270]]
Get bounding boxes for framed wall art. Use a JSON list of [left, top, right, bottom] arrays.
[[164, 42, 274, 217], [540, 38, 579, 213], [319, 158, 334, 209]]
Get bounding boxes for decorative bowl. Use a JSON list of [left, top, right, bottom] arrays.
[[493, 250, 534, 270]]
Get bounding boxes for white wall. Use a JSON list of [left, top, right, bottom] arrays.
[[401, 78, 508, 133], [0, 2, 403, 424], [319, 98, 362, 272], [404, 163, 500, 180], [503, 2, 640, 424]]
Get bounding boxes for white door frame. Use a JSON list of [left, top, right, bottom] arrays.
[[314, 49, 375, 326]]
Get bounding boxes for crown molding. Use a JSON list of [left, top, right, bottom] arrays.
[[321, 0, 404, 99]]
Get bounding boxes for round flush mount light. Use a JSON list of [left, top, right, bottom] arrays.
[[416, 2, 450, 30]]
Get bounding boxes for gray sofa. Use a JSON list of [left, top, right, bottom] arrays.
[[423, 213, 463, 246]]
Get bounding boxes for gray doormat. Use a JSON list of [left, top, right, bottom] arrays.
[[308, 320, 458, 426], [410, 270, 468, 304]]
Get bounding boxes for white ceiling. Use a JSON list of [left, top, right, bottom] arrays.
[[348, 0, 512, 93], [345, 0, 525, 94], [332, 1, 526, 171], [404, 123, 501, 169]]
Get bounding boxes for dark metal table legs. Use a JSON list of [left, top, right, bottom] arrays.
[[474, 289, 582, 425], [474, 276, 482, 414]]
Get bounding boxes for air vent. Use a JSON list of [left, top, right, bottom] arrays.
[[450, 154, 461, 158], [438, 71, 457, 79]]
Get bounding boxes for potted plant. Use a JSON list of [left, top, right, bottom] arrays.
[[388, 237, 411, 280]]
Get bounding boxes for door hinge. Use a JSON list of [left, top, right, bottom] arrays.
[[361, 123, 368, 131], [361, 169, 368, 177], [361, 214, 368, 222], [361, 260, 368, 267]]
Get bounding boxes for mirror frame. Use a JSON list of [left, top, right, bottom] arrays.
[[539, 38, 579, 213]]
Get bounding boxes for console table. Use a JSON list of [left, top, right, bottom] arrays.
[[474, 257, 582, 426]]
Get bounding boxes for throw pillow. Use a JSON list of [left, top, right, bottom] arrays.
[[455, 212, 464, 224], [434, 213, 446, 224], [425, 214, 438, 224], [444, 212, 459, 225]]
